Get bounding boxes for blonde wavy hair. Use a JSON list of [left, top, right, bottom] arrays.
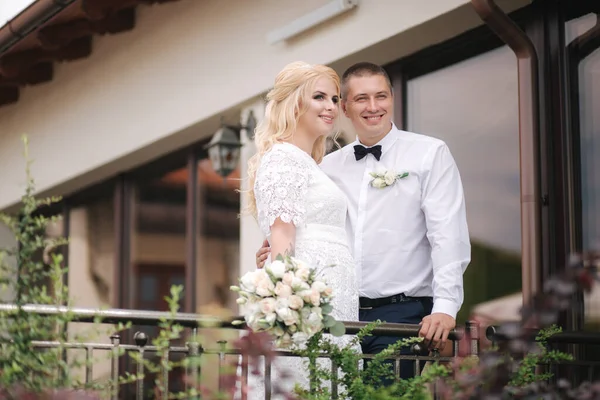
[[246, 61, 341, 218]]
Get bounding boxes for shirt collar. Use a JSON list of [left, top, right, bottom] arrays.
[[342, 123, 401, 158]]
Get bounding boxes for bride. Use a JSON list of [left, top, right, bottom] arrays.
[[243, 61, 359, 398]]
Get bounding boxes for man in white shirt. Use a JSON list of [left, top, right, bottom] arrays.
[[256, 62, 470, 379]]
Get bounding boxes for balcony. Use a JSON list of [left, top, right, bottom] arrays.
[[1, 302, 599, 400]]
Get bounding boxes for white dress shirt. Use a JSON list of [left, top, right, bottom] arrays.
[[320, 124, 471, 319]]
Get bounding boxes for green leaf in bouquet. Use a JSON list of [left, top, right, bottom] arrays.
[[321, 303, 333, 315], [323, 315, 336, 328], [330, 321, 346, 337]]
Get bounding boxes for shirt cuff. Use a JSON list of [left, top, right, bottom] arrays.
[[431, 298, 459, 320]]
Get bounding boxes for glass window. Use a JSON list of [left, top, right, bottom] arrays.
[[406, 45, 522, 324], [195, 158, 240, 315], [565, 12, 600, 358], [566, 13, 600, 251], [132, 160, 188, 311]]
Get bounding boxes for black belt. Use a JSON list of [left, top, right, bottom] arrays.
[[359, 293, 431, 308]]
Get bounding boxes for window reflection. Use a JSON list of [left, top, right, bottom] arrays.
[[565, 12, 600, 346], [406, 46, 522, 324], [133, 162, 188, 311], [566, 13, 600, 251], [193, 159, 240, 315]]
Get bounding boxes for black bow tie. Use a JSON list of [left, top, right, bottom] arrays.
[[354, 144, 382, 161]]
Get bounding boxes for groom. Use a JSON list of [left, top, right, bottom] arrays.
[[256, 62, 470, 379]]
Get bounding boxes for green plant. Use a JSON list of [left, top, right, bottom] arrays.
[[0, 136, 74, 393], [0, 137, 127, 398], [290, 320, 448, 400], [125, 285, 199, 400], [509, 325, 573, 388]]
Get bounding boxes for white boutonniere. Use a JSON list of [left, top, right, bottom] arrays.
[[369, 168, 409, 189]]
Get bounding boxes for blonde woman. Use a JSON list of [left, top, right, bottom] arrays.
[[245, 61, 359, 397]]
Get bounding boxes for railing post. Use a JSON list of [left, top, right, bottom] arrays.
[[331, 359, 339, 399], [466, 321, 480, 356], [187, 331, 202, 400], [217, 339, 227, 394], [162, 348, 170, 400], [133, 331, 148, 400], [110, 334, 121, 400], [85, 345, 93, 385]]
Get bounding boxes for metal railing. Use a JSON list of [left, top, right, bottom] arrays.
[[2, 303, 599, 399]]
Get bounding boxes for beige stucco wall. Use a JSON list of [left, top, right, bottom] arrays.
[[0, 0, 528, 212]]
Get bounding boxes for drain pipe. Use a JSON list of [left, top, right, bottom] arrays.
[[0, 0, 76, 56], [470, 0, 542, 305]]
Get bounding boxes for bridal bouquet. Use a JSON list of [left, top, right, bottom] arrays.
[[230, 256, 345, 348]]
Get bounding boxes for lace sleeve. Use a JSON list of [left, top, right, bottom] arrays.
[[254, 147, 310, 235]]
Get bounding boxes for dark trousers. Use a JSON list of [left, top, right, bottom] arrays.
[[359, 297, 433, 384]]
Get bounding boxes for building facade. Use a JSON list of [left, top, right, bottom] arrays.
[[0, 0, 598, 346]]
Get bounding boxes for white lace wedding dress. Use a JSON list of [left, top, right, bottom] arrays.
[[247, 142, 359, 399]]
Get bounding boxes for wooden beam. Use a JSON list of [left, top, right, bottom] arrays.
[[81, 0, 180, 20], [82, 0, 144, 20], [0, 37, 92, 78], [38, 8, 136, 50], [0, 62, 54, 86], [0, 87, 19, 106]]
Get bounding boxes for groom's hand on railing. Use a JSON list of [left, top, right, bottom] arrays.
[[419, 312, 456, 351], [255, 239, 270, 269]]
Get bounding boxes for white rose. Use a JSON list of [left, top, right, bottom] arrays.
[[310, 306, 323, 319], [274, 281, 293, 298], [245, 302, 261, 316], [276, 307, 299, 326], [288, 295, 304, 310], [266, 260, 286, 279], [303, 311, 323, 335], [246, 312, 263, 331], [311, 281, 327, 293], [259, 298, 277, 314], [275, 297, 289, 311], [263, 311, 277, 328], [298, 290, 312, 304], [240, 270, 260, 292], [384, 171, 397, 186], [282, 272, 294, 286], [309, 288, 321, 306], [291, 277, 310, 292], [287, 310, 300, 326], [255, 274, 275, 297], [322, 286, 333, 298], [371, 177, 386, 189], [295, 266, 311, 281], [292, 332, 309, 346]]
